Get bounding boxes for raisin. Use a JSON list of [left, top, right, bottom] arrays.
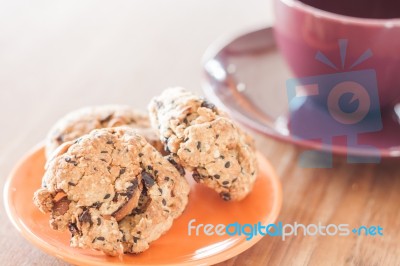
[[220, 192, 231, 201], [142, 171, 155, 188], [192, 170, 203, 183], [92, 201, 102, 209], [79, 209, 92, 225], [68, 223, 79, 236], [56, 135, 63, 143], [126, 179, 139, 198], [201, 100, 216, 110], [167, 157, 185, 176], [52, 196, 70, 216], [119, 168, 126, 175], [112, 194, 119, 202]]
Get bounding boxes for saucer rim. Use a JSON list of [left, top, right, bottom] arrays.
[[202, 26, 400, 159]]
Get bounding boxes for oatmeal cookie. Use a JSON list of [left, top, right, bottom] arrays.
[[148, 87, 257, 201], [118, 143, 190, 253], [45, 105, 164, 159], [34, 127, 189, 255]]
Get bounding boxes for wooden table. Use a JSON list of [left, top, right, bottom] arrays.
[[0, 1, 399, 265]]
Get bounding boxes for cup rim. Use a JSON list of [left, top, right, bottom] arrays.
[[280, 0, 400, 27]]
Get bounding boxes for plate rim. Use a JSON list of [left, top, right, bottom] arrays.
[[3, 144, 282, 266]]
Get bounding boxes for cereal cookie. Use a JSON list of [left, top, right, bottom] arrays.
[[118, 142, 190, 253], [34, 127, 189, 255], [45, 105, 164, 159], [148, 87, 258, 201]]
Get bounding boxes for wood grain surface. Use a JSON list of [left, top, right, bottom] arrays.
[[0, 1, 399, 265]]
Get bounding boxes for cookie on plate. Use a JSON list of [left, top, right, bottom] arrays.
[[148, 87, 258, 201], [34, 127, 189, 255], [118, 141, 190, 253], [45, 105, 164, 159]]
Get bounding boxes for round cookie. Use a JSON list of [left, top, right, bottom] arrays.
[[34, 127, 189, 255], [148, 87, 258, 201], [45, 105, 165, 159]]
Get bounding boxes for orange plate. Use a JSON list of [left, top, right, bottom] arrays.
[[4, 144, 282, 266]]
